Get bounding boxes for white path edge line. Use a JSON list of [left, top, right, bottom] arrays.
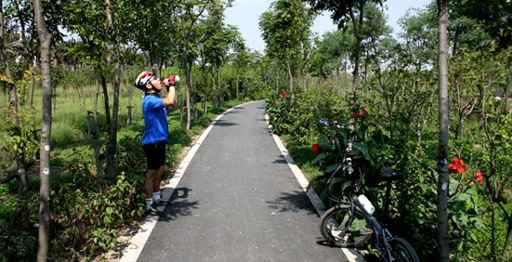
[[119, 103, 245, 262], [264, 113, 365, 262]]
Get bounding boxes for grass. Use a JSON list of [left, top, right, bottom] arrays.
[[280, 133, 323, 182]]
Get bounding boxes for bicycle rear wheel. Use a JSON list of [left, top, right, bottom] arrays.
[[319, 204, 372, 247], [389, 237, 420, 262]]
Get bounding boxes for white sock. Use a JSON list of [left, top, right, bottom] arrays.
[[146, 198, 153, 207], [153, 191, 161, 201]]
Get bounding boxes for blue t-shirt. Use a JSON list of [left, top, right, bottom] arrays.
[[141, 94, 168, 145]]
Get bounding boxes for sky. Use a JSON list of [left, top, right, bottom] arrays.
[[224, 0, 433, 53]]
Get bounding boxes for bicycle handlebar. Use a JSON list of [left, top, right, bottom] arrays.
[[318, 120, 350, 129], [318, 120, 355, 175]]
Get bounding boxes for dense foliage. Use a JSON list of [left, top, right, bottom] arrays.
[[266, 42, 512, 262], [1, 0, 511, 261]]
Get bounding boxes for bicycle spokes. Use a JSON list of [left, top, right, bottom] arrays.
[[320, 206, 372, 247]]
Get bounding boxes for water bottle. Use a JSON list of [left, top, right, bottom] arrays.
[[358, 195, 375, 215]]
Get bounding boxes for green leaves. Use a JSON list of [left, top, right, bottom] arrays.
[[260, 0, 313, 76], [0, 108, 39, 165], [47, 158, 145, 259], [311, 153, 325, 165]]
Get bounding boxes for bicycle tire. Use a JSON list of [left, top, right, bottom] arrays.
[[319, 204, 372, 247], [389, 237, 420, 262]]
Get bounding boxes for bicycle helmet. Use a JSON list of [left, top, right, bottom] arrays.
[[134, 71, 154, 90]]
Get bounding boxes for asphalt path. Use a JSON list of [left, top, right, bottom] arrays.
[[136, 100, 352, 262]]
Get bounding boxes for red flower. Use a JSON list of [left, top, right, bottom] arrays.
[[279, 93, 286, 98], [312, 142, 323, 154], [473, 172, 484, 183], [354, 106, 368, 119], [361, 106, 368, 116], [448, 158, 467, 174]]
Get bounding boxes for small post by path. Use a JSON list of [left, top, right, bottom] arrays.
[[87, 110, 93, 139], [127, 105, 134, 125]]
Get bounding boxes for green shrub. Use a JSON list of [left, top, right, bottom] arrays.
[[116, 132, 146, 173], [50, 160, 145, 260], [0, 186, 38, 261], [266, 87, 346, 145]]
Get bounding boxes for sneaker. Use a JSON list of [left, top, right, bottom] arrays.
[[145, 205, 162, 216], [154, 198, 170, 206]]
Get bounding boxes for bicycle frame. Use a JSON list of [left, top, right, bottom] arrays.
[[318, 120, 419, 262], [351, 195, 397, 261]]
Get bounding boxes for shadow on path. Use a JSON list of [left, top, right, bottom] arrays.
[[214, 119, 238, 127], [159, 188, 198, 222], [266, 190, 318, 216]]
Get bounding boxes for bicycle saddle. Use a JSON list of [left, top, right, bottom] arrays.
[[379, 167, 404, 181]]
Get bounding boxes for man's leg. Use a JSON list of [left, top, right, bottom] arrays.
[[145, 169, 158, 205], [153, 165, 164, 192], [144, 169, 163, 215], [152, 165, 166, 205]]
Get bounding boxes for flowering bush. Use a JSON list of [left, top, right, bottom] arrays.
[[265, 88, 344, 145], [448, 158, 467, 174], [312, 141, 323, 154], [265, 90, 293, 135], [354, 106, 368, 119], [308, 105, 391, 206], [473, 172, 484, 183]]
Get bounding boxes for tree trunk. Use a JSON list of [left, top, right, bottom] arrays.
[[286, 57, 294, 92], [202, 96, 207, 115], [99, 74, 114, 177], [33, 0, 52, 260], [349, 1, 364, 96], [0, 0, 18, 123], [1, 0, 27, 204], [436, 0, 450, 261], [185, 64, 191, 130], [211, 69, 217, 111], [344, 57, 348, 95], [236, 68, 240, 100], [181, 28, 191, 130], [275, 66, 279, 94], [336, 67, 341, 96], [217, 68, 223, 105], [502, 221, 512, 262], [106, 0, 120, 178], [94, 77, 100, 136], [92, 76, 103, 186]]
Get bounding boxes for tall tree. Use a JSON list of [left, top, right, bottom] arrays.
[[451, 0, 512, 49], [168, 0, 215, 130], [436, 0, 450, 261], [61, 0, 128, 179], [104, 0, 122, 178], [397, 6, 437, 74], [307, 0, 386, 108], [260, 0, 313, 93], [1, 0, 27, 204], [232, 35, 249, 100], [203, 18, 238, 109], [33, 0, 52, 260]]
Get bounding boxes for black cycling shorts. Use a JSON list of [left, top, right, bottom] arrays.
[[143, 141, 166, 170]]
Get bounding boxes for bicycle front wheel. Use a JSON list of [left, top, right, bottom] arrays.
[[319, 204, 372, 247], [389, 237, 420, 262]]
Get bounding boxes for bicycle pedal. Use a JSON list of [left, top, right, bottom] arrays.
[[359, 229, 374, 235]]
